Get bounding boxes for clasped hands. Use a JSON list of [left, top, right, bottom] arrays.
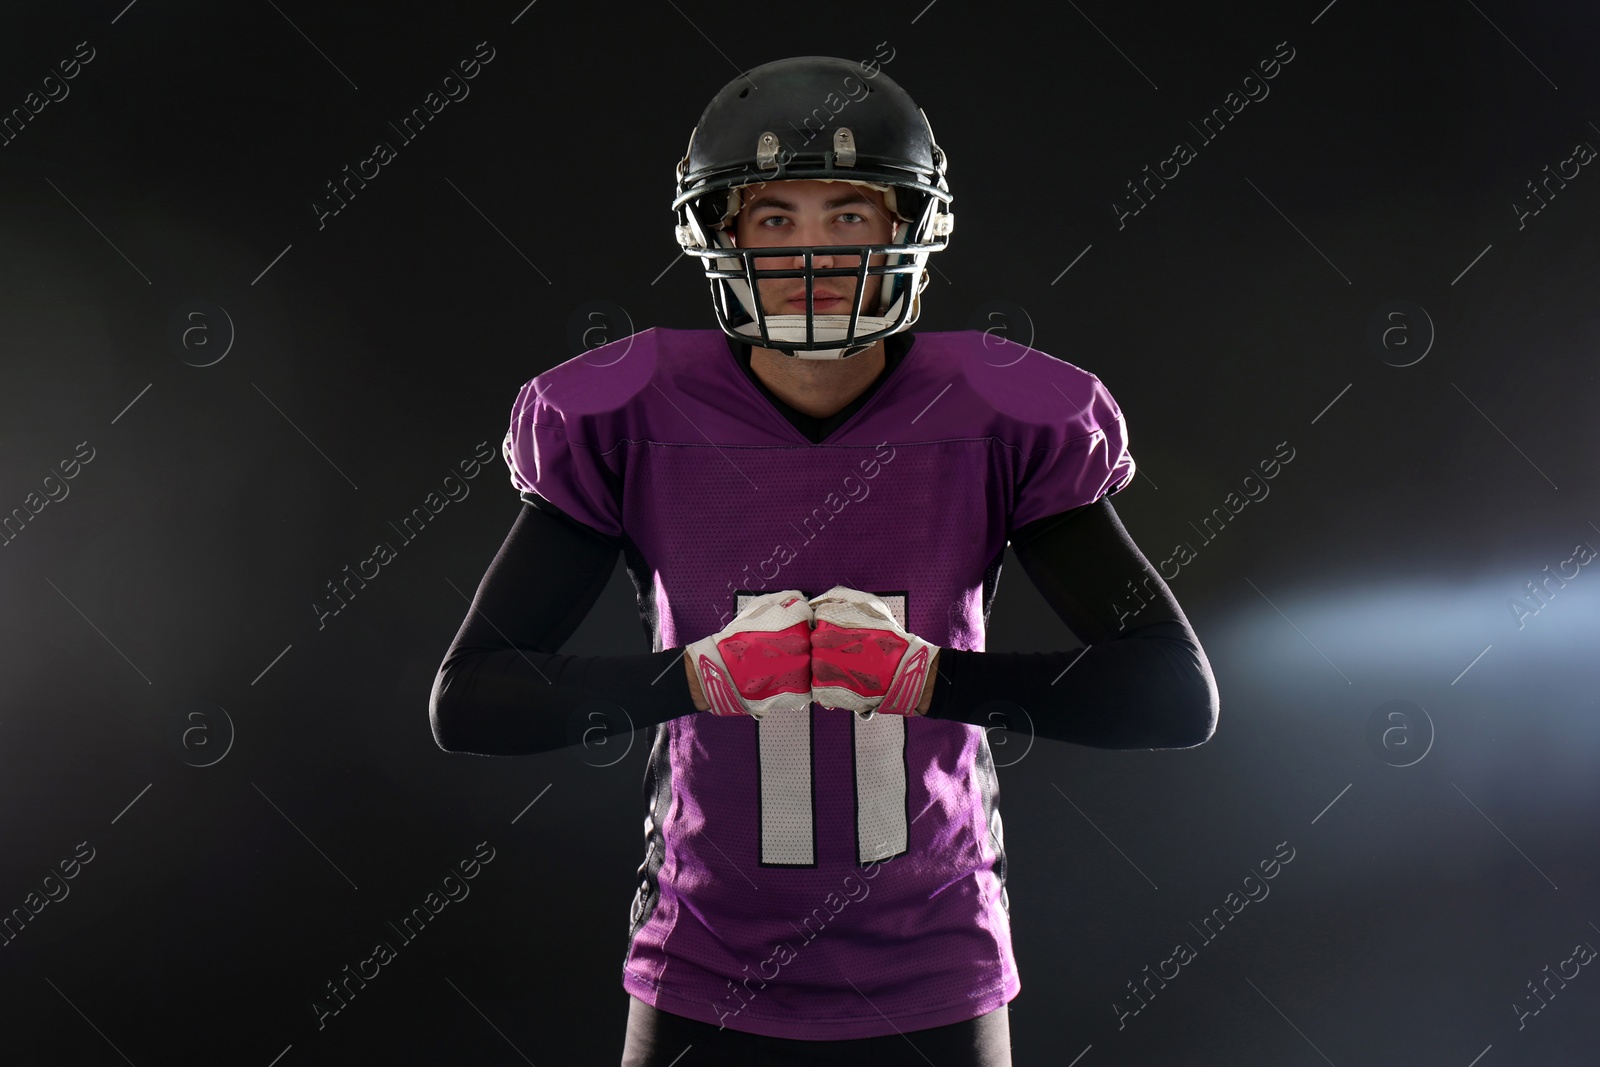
[[685, 586, 940, 720]]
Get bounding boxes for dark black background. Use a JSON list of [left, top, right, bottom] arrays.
[[1, 1, 1597, 1064]]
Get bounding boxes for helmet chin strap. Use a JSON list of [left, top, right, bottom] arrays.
[[796, 340, 876, 361], [731, 317, 882, 361]]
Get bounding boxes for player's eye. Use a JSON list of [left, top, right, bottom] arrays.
[[837, 212, 866, 224]]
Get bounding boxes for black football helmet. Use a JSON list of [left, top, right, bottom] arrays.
[[672, 55, 955, 360]]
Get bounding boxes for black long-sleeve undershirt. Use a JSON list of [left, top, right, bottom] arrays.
[[937, 497, 1219, 748], [428, 493, 1219, 756]]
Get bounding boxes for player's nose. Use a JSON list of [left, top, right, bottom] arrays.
[[786, 240, 860, 267]]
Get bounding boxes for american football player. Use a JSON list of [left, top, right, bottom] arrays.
[[431, 55, 1218, 1066]]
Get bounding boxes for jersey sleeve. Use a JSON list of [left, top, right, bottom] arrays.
[[502, 374, 624, 540], [1010, 373, 1135, 532]]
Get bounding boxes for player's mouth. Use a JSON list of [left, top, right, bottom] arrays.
[[789, 292, 847, 310]]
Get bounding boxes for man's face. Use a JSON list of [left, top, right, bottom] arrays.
[[730, 179, 897, 320]]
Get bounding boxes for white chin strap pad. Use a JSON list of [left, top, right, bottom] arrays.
[[730, 315, 890, 360]]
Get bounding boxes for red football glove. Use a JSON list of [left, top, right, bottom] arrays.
[[686, 589, 814, 720], [808, 585, 938, 719]]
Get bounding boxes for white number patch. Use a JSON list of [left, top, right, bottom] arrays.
[[744, 592, 911, 867]]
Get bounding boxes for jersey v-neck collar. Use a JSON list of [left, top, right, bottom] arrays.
[[725, 330, 915, 445]]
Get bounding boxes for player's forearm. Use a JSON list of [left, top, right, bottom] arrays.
[[430, 646, 697, 756], [684, 652, 709, 710], [923, 620, 1218, 749]]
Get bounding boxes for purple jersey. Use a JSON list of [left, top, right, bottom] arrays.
[[502, 327, 1134, 1039]]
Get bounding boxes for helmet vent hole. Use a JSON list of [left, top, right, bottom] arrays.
[[738, 87, 750, 98]]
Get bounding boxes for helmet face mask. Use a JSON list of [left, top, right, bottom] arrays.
[[715, 178, 924, 359], [673, 57, 955, 360]]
